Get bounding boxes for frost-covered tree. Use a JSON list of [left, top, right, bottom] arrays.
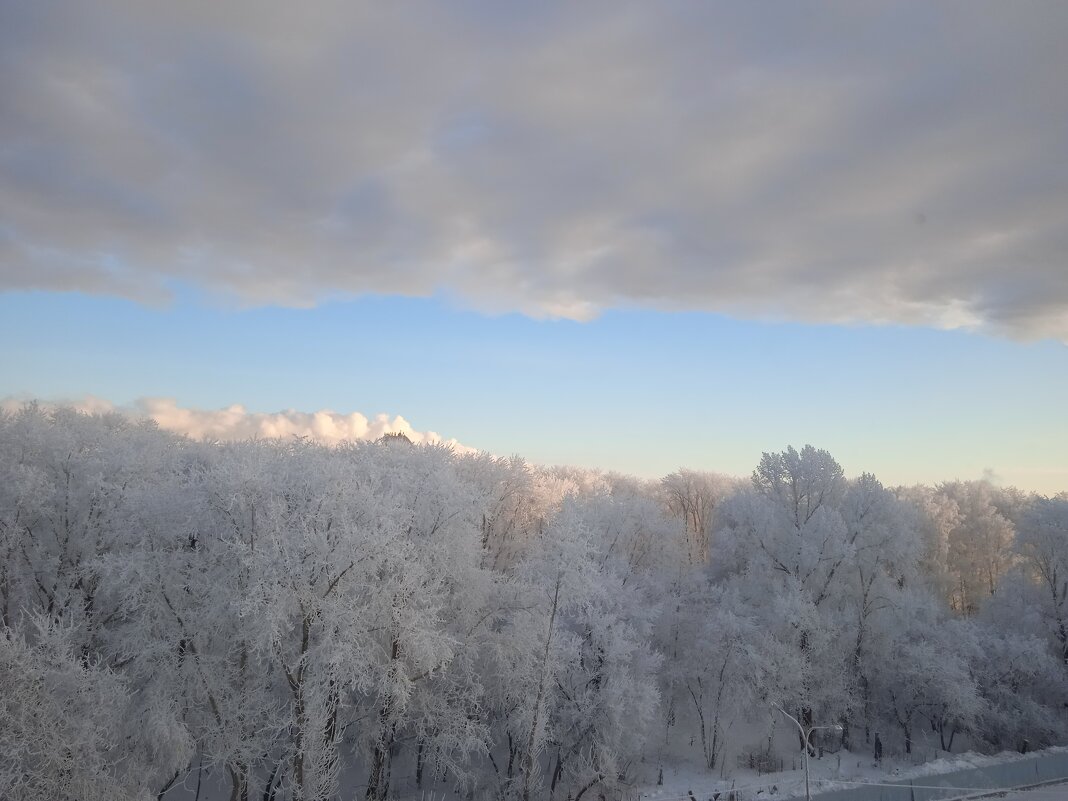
[[938, 481, 1017, 614], [1013, 497, 1068, 663], [3, 408, 1067, 798], [660, 469, 736, 565], [1, 615, 191, 801], [457, 454, 548, 572], [483, 496, 662, 801], [664, 582, 793, 770], [867, 600, 982, 755], [965, 623, 1068, 751], [715, 448, 851, 723], [895, 484, 961, 604], [715, 449, 930, 752]]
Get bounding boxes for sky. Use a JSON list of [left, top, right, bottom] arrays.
[[1, 2, 1066, 492]]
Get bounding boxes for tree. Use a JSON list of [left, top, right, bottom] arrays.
[[939, 481, 1017, 614], [1, 615, 190, 801], [666, 583, 791, 770], [895, 484, 960, 604], [1014, 497, 1068, 663], [964, 623, 1068, 751], [660, 469, 735, 565], [868, 600, 982, 755]]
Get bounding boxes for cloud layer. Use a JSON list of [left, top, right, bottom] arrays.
[[1, 396, 471, 451], [2, 2, 1066, 339]]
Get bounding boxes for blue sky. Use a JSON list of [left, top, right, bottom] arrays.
[[2, 2, 1066, 492], [2, 288, 1065, 492]]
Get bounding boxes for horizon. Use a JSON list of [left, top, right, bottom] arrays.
[[2, 391, 1064, 498]]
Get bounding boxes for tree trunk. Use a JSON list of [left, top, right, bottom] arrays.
[[507, 732, 517, 779], [522, 575, 561, 801], [227, 764, 248, 801], [262, 761, 282, 801], [549, 750, 564, 799], [367, 638, 401, 801], [416, 738, 425, 788], [290, 615, 311, 798]]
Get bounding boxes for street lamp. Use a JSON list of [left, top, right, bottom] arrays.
[[772, 703, 843, 801]]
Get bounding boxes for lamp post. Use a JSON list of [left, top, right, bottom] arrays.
[[772, 703, 843, 801]]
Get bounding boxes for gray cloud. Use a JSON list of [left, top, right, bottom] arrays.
[[2, 1, 1066, 339]]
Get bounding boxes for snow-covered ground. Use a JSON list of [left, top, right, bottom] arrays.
[[995, 783, 1068, 801], [636, 747, 1068, 801]]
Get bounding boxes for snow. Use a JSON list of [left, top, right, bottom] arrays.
[[636, 748, 1068, 801], [995, 782, 1068, 800]]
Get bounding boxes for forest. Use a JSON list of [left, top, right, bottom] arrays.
[[2, 404, 1067, 801]]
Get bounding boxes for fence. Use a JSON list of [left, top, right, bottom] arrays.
[[808, 749, 1068, 801], [632, 748, 1068, 801]]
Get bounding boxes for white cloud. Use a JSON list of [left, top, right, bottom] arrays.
[[2, 2, 1066, 340], [0, 396, 473, 452]]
